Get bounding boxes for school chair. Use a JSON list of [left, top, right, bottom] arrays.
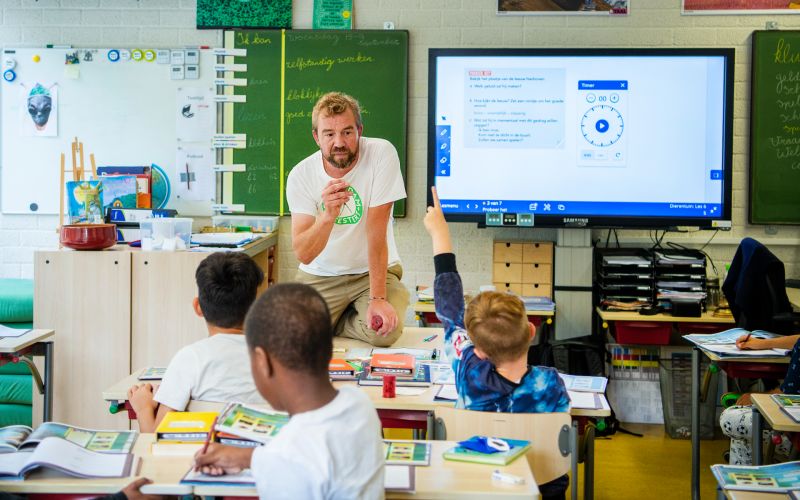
[[434, 406, 578, 500], [722, 237, 800, 335]]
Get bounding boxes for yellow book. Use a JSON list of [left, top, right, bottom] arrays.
[[155, 411, 218, 444]]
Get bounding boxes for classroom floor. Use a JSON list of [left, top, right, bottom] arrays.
[[388, 422, 729, 498], [568, 422, 729, 499]]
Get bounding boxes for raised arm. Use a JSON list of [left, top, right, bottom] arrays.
[[366, 201, 397, 336], [424, 187, 470, 368], [291, 179, 352, 265]]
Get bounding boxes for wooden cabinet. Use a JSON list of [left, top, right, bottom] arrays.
[[493, 241, 553, 298], [33, 233, 277, 429]]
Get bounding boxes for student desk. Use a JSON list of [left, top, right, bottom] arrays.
[[750, 393, 800, 466], [723, 492, 792, 500], [691, 350, 789, 500], [0, 433, 192, 496], [192, 440, 540, 499], [0, 328, 54, 423], [34, 232, 277, 430], [103, 326, 607, 500]]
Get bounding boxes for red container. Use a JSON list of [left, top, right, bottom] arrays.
[[60, 223, 117, 250], [676, 323, 729, 335], [382, 375, 396, 398], [613, 321, 671, 345]]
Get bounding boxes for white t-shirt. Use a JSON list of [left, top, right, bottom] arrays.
[[250, 386, 385, 500], [286, 136, 406, 276], [154, 333, 263, 410]]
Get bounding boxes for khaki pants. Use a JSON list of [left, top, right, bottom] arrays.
[[296, 264, 410, 347]]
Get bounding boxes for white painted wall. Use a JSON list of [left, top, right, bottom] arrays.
[[1, 0, 798, 298]]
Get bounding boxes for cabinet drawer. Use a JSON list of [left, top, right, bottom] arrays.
[[493, 262, 523, 283], [522, 263, 552, 284], [494, 282, 524, 295], [494, 242, 523, 263], [522, 283, 552, 298], [523, 242, 553, 263]]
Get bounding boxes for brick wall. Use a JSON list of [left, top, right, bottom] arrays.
[[1, 0, 798, 298]]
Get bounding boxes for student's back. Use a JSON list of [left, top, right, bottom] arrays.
[[128, 252, 265, 432], [155, 332, 264, 409], [251, 386, 383, 499], [195, 283, 385, 500]]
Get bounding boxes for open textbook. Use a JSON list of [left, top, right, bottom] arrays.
[[683, 328, 780, 346], [712, 461, 800, 492], [683, 328, 788, 359], [216, 403, 289, 445], [0, 437, 133, 479], [771, 394, 800, 423], [0, 423, 137, 454]]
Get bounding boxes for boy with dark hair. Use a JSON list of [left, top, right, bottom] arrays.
[[128, 252, 265, 432], [424, 187, 570, 498], [194, 283, 385, 499]]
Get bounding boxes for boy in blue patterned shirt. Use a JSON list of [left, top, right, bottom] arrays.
[[424, 187, 570, 498]]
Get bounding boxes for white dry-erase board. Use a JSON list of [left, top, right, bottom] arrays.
[[1, 47, 218, 216]]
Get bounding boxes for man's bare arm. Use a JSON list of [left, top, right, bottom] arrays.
[[366, 201, 397, 335]]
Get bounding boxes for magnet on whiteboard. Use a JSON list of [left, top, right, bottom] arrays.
[[3, 57, 15, 69], [3, 69, 15, 82], [131, 49, 144, 61], [144, 49, 156, 62], [32, 55, 41, 62], [108, 49, 120, 62], [119, 49, 131, 61]]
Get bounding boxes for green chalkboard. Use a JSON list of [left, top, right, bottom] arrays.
[[227, 29, 408, 216], [750, 30, 800, 225]]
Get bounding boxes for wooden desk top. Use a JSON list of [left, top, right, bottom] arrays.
[[596, 307, 735, 324], [192, 440, 540, 499], [0, 434, 192, 495], [725, 490, 791, 499], [751, 393, 800, 433], [0, 328, 54, 353], [414, 301, 555, 317], [103, 325, 609, 418], [700, 350, 790, 364], [48, 231, 278, 259]]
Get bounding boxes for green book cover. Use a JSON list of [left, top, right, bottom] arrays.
[[312, 0, 353, 29], [443, 438, 531, 466]]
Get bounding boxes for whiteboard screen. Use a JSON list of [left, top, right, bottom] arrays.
[[1, 47, 218, 215]]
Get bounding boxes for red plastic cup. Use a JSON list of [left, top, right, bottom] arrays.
[[382, 375, 396, 398]]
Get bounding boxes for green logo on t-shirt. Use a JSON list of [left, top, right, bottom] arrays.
[[322, 186, 363, 225]]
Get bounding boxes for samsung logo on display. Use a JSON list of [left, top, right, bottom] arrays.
[[563, 218, 589, 227]]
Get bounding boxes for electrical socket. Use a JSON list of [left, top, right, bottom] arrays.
[[383, 21, 395, 30]]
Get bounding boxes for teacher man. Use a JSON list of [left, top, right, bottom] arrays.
[[286, 92, 409, 346]]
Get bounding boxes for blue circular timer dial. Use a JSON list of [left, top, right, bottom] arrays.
[[580, 104, 624, 147]]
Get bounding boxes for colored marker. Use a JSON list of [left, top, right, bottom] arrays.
[[423, 334, 438, 342]]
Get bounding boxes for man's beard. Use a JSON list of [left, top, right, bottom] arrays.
[[326, 146, 358, 169]]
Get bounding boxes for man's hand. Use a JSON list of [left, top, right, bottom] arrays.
[[127, 383, 158, 414], [423, 187, 452, 255], [194, 443, 254, 476], [368, 299, 397, 336], [120, 477, 162, 500], [320, 179, 352, 222]]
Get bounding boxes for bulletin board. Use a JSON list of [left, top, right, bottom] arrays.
[[222, 29, 408, 216], [1, 47, 218, 216], [750, 31, 800, 225]]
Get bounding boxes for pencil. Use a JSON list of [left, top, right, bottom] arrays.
[[201, 415, 219, 455]]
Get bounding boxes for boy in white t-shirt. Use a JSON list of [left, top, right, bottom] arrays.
[[127, 252, 265, 432], [194, 283, 385, 500]]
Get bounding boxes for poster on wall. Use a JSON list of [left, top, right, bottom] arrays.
[[196, 0, 292, 28], [683, 1, 800, 14], [20, 83, 58, 137], [497, 0, 628, 15]]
